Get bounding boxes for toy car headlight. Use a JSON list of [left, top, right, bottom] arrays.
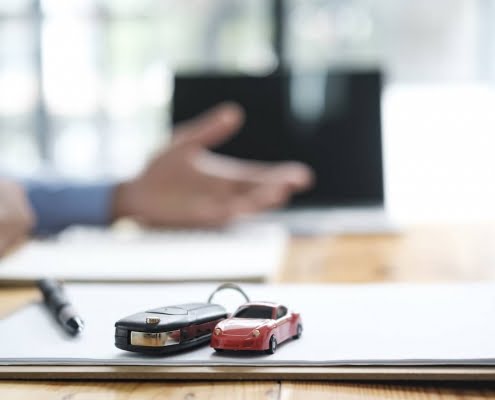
[[252, 329, 261, 337], [214, 328, 222, 336]]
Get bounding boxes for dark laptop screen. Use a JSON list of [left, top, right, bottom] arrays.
[[173, 70, 384, 207]]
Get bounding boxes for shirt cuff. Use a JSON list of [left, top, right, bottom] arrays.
[[25, 181, 115, 235]]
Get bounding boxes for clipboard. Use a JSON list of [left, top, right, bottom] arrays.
[[2, 282, 495, 381], [3, 365, 495, 381]]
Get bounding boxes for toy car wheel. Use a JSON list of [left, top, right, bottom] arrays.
[[293, 324, 303, 339], [214, 348, 224, 352], [266, 336, 277, 354]]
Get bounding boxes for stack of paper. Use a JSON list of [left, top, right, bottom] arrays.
[[0, 222, 288, 283], [1, 282, 495, 366]]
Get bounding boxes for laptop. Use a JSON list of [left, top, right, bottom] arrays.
[[173, 70, 394, 235]]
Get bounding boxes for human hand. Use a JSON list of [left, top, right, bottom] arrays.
[[0, 179, 35, 256], [113, 102, 314, 227]]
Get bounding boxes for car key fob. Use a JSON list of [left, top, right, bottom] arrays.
[[115, 303, 228, 355]]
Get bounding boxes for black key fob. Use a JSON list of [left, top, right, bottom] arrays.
[[115, 303, 228, 355]]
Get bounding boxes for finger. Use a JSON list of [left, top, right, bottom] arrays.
[[247, 161, 315, 192], [195, 153, 315, 193], [143, 184, 293, 229], [0, 240, 7, 258], [174, 205, 234, 229], [173, 102, 245, 149], [138, 197, 234, 229], [224, 185, 292, 218], [0, 225, 26, 257], [193, 188, 291, 227], [247, 185, 292, 211]]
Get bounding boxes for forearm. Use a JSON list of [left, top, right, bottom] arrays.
[[25, 181, 116, 235]]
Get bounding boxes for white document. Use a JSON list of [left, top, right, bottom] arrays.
[[1, 282, 495, 366], [0, 223, 288, 283]]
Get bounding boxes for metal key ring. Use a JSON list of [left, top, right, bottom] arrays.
[[207, 283, 250, 304]]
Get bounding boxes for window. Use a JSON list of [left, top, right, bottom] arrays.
[[276, 306, 287, 319], [285, 0, 495, 83], [0, 0, 274, 178], [1, 0, 494, 223]]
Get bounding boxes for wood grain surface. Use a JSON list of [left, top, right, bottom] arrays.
[[0, 381, 280, 400], [280, 382, 495, 400], [3, 381, 495, 400], [3, 225, 495, 398]]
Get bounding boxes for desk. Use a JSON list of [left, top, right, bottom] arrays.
[[2, 225, 495, 399]]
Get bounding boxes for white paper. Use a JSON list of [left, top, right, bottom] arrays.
[[0, 222, 287, 283], [1, 282, 495, 366]]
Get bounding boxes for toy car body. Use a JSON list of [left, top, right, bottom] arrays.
[[115, 303, 228, 354], [210, 301, 302, 354]]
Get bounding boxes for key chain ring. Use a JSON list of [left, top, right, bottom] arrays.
[[207, 283, 250, 304]]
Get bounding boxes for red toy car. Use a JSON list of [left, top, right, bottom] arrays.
[[210, 301, 302, 354]]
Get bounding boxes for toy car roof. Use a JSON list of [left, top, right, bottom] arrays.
[[235, 301, 282, 309]]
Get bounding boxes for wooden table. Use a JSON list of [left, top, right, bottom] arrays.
[[3, 225, 495, 399]]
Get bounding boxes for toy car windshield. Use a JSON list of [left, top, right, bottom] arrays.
[[233, 306, 273, 319]]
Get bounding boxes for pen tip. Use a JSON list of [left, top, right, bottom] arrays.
[[67, 317, 85, 334]]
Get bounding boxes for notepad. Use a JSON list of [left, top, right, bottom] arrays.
[[0, 222, 288, 284], [2, 282, 495, 369]]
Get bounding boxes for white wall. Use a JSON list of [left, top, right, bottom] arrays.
[[383, 84, 495, 224]]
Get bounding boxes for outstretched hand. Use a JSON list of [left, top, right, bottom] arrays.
[[113, 102, 314, 227], [0, 179, 35, 257]]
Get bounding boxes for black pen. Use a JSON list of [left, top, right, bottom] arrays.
[[37, 278, 85, 335]]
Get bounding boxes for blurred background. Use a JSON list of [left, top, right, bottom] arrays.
[[1, 0, 495, 224]]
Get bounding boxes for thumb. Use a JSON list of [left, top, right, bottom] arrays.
[[173, 102, 245, 149]]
